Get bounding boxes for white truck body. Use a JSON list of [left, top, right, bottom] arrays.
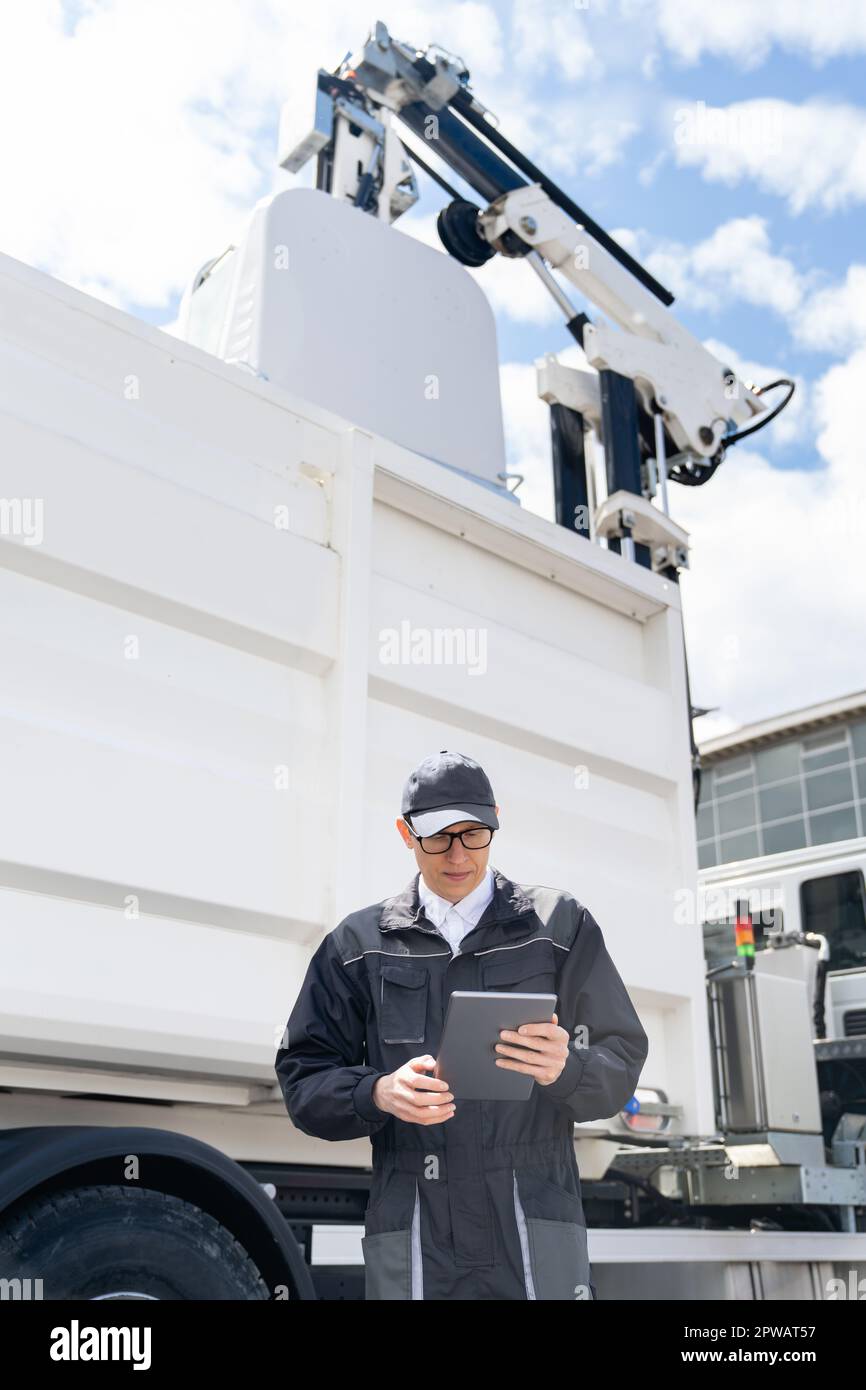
[[1, 209, 863, 1294], [0, 239, 708, 1160]]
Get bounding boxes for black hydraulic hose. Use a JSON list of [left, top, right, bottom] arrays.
[[724, 379, 796, 446], [399, 138, 465, 202], [672, 379, 797, 487]]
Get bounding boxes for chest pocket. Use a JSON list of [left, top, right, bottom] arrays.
[[480, 941, 558, 995], [379, 963, 429, 1045]]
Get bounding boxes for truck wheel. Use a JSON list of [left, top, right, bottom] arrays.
[[0, 1185, 271, 1300]]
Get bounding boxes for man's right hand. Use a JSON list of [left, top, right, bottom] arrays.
[[372, 1056, 455, 1125]]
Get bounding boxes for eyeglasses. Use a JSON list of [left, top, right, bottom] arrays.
[[408, 824, 494, 854]]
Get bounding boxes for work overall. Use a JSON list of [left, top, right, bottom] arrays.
[[275, 866, 649, 1300]]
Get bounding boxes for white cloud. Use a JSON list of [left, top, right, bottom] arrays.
[[667, 98, 866, 214], [812, 345, 866, 488], [474, 254, 563, 326], [573, 109, 640, 178], [607, 227, 642, 257], [795, 266, 866, 353], [512, 0, 596, 81], [637, 149, 668, 186], [656, 0, 866, 67], [689, 220, 806, 316], [639, 216, 808, 318], [418, 1, 506, 80], [691, 710, 739, 743], [673, 347, 866, 724]]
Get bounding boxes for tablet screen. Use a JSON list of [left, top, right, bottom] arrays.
[[434, 990, 558, 1100]]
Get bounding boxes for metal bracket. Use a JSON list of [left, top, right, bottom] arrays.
[[536, 355, 602, 436], [594, 489, 690, 572]]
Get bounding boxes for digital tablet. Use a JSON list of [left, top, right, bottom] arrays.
[[433, 990, 557, 1100]]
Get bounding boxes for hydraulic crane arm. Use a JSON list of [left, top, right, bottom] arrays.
[[278, 21, 794, 566]]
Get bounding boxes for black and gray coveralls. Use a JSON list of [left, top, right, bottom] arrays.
[[275, 865, 649, 1300]]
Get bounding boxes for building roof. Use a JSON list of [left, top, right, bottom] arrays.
[[697, 689, 866, 763]]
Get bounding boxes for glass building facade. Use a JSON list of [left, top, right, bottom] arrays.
[[697, 713, 866, 868]]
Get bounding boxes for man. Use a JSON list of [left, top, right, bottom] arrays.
[[275, 750, 648, 1300]]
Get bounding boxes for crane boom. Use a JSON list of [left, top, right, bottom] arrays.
[[278, 20, 794, 572]]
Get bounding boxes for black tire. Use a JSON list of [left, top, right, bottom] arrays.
[[0, 1185, 270, 1300]]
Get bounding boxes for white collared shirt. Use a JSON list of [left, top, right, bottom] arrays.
[[417, 863, 495, 957]]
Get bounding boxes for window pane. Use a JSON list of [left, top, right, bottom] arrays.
[[800, 744, 850, 771], [755, 742, 800, 784], [759, 780, 803, 823], [700, 767, 714, 796], [718, 792, 757, 834], [851, 719, 866, 758], [763, 818, 806, 854], [856, 762, 866, 800], [718, 830, 760, 862], [804, 768, 855, 812], [697, 779, 714, 811], [716, 753, 752, 778], [696, 805, 715, 838], [698, 840, 718, 869], [801, 871, 866, 969], [715, 771, 754, 795], [809, 806, 858, 844]]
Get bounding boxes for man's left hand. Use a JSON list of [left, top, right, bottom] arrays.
[[495, 1011, 570, 1086]]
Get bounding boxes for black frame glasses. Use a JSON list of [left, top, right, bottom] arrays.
[[407, 824, 494, 854]]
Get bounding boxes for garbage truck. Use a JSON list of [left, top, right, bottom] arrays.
[[0, 21, 863, 1301]]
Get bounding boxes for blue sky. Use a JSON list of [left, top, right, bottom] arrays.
[[2, 1, 864, 736]]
